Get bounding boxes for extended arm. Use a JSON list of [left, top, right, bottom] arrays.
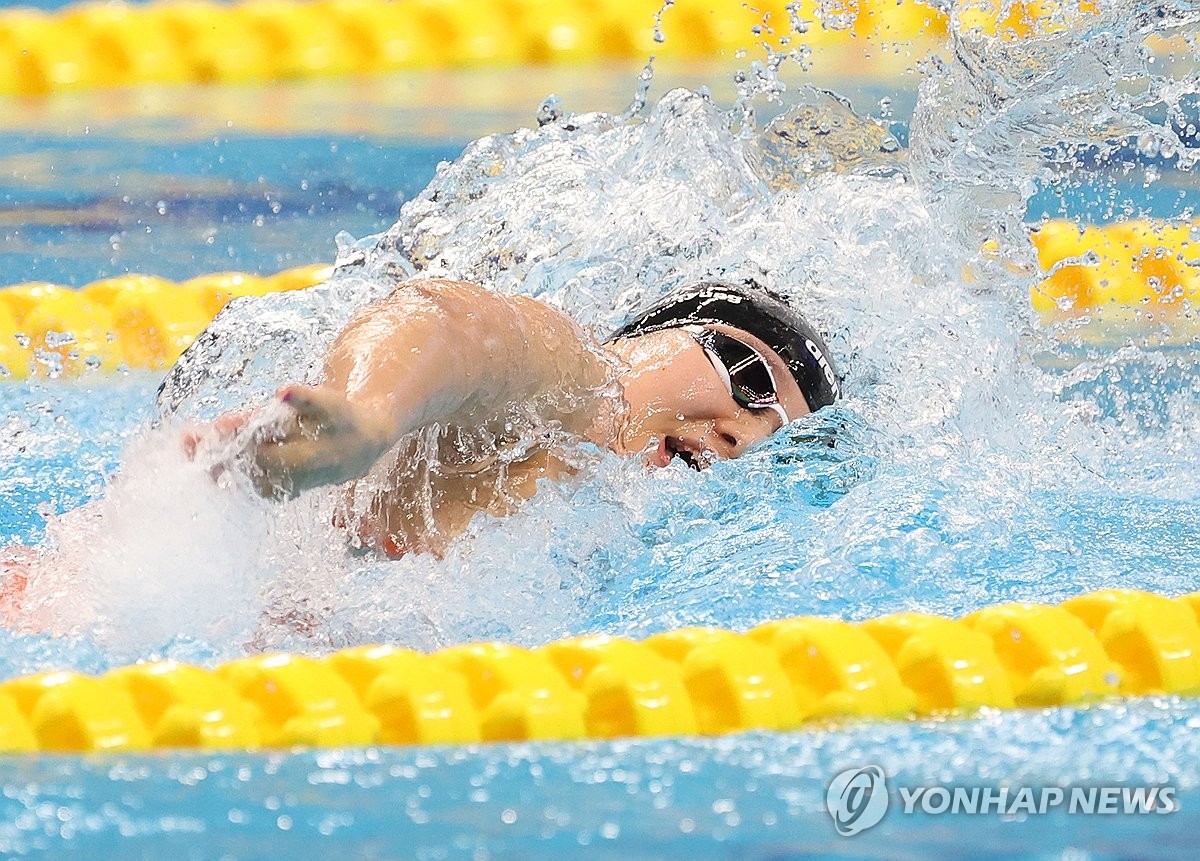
[[242, 278, 615, 496]]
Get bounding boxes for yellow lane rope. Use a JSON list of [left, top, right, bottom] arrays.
[[0, 264, 332, 379], [1030, 220, 1200, 326], [0, 0, 1085, 97], [0, 588, 1197, 752], [0, 217, 1194, 381]]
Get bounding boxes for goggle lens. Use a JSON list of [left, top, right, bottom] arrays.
[[688, 327, 788, 424]]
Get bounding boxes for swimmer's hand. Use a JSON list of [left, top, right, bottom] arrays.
[[185, 386, 393, 499], [245, 384, 394, 498]]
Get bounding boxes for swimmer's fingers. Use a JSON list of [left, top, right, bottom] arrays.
[[1, 545, 36, 627], [181, 410, 253, 460], [181, 429, 202, 460], [251, 431, 382, 497], [178, 393, 363, 495], [215, 410, 254, 436]]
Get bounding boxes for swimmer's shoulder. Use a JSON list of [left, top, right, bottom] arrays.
[[382, 278, 589, 342]]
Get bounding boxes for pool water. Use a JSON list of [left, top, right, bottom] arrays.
[[3, 2, 1200, 858], [4, 701, 1199, 861]]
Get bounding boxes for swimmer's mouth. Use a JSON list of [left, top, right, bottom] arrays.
[[665, 436, 703, 471]]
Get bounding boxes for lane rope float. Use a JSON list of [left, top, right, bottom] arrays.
[[0, 588, 1197, 752], [0, 0, 1099, 97], [1030, 219, 1200, 320], [2, 217, 1195, 381], [0, 263, 333, 380]]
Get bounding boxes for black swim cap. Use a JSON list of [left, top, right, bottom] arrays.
[[609, 279, 842, 411]]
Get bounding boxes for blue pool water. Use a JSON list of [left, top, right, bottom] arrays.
[[3, 701, 1199, 860], [0, 85, 466, 286], [3, 4, 1200, 859]]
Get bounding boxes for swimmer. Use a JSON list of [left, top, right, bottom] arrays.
[[197, 276, 842, 557], [1, 276, 840, 624]]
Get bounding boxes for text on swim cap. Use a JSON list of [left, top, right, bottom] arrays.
[[805, 339, 841, 399]]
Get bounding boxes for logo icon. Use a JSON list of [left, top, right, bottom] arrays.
[[826, 765, 889, 836]]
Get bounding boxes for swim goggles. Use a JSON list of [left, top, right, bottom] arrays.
[[686, 325, 790, 426]]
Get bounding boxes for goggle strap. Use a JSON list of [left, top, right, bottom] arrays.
[[765, 402, 790, 426]]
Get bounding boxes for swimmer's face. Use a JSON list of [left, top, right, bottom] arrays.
[[611, 325, 810, 469]]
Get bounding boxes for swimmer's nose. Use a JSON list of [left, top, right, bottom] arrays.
[[687, 427, 739, 461], [715, 430, 741, 457], [712, 416, 770, 459]]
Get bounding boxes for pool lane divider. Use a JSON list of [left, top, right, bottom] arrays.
[[0, 217, 1195, 382], [1028, 219, 1200, 331], [0, 0, 963, 97], [0, 264, 332, 380], [0, 588, 1199, 753]]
